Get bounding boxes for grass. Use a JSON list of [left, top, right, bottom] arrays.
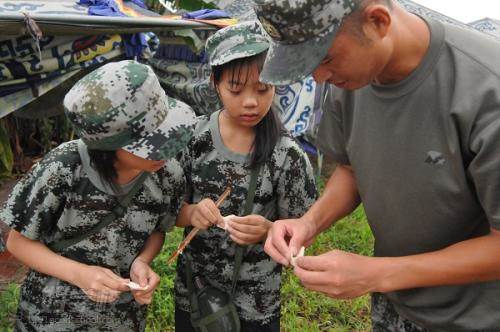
[[0, 178, 374, 332], [145, 205, 373, 332], [0, 283, 19, 332]]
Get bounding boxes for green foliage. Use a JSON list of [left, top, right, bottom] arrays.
[[145, 207, 373, 331], [176, 0, 217, 11], [0, 121, 14, 183], [3, 114, 74, 176], [0, 283, 20, 331], [280, 207, 373, 332], [146, 228, 184, 332], [143, 0, 217, 14]]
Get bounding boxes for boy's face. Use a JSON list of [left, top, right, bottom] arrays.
[[216, 63, 275, 128], [115, 149, 166, 173]]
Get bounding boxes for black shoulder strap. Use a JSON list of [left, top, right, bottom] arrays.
[[230, 164, 261, 298], [48, 172, 150, 252], [186, 165, 261, 302]]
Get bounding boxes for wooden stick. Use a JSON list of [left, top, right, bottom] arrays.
[[167, 186, 231, 264]]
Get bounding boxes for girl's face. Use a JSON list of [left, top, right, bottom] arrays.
[[216, 62, 275, 128], [115, 149, 166, 173]]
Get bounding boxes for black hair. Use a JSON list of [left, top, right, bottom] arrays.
[[212, 52, 285, 169], [88, 149, 119, 191]]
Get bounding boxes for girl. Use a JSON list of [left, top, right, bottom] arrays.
[[174, 21, 318, 332], [1, 60, 196, 331]]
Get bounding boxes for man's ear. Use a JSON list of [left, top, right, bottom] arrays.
[[362, 4, 391, 40]]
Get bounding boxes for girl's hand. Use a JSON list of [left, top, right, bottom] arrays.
[[226, 215, 272, 245], [74, 265, 130, 303], [190, 199, 224, 230], [129, 257, 160, 305]]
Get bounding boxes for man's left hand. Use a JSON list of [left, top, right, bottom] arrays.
[[294, 250, 380, 299]]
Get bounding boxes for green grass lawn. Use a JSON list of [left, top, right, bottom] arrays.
[[146, 205, 373, 332]]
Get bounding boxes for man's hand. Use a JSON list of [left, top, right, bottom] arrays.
[[264, 218, 318, 266], [293, 250, 380, 299], [129, 257, 161, 305]]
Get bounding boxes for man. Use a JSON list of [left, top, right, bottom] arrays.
[[254, 0, 500, 330]]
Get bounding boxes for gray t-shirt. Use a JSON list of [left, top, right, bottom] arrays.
[[317, 17, 500, 331]]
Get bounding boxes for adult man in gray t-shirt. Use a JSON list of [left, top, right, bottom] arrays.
[[255, 0, 500, 330]]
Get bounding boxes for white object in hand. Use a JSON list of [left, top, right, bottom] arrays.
[[127, 281, 148, 291], [290, 246, 305, 267], [218, 215, 236, 230]]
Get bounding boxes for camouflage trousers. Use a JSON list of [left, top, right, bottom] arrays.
[[371, 293, 428, 332], [14, 272, 147, 332]]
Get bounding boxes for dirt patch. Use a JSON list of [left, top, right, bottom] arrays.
[[0, 178, 28, 290]]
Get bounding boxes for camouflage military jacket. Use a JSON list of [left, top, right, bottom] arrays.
[[175, 111, 317, 325], [0, 140, 185, 331]]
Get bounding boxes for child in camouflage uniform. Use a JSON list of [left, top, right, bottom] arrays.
[[1, 60, 196, 331], [174, 21, 318, 332]]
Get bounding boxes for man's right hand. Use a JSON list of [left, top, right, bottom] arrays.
[[264, 217, 318, 266], [74, 265, 130, 303]]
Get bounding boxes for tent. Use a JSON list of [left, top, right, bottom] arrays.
[[0, 0, 325, 183]]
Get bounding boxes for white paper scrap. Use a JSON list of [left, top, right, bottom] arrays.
[[127, 281, 148, 291], [290, 246, 305, 267], [217, 215, 236, 230]]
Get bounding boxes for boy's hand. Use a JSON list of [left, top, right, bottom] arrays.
[[129, 257, 160, 305], [226, 215, 272, 245], [190, 198, 224, 230], [75, 265, 129, 303]]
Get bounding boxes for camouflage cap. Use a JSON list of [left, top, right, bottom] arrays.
[[64, 60, 196, 160], [206, 20, 270, 67], [254, 0, 359, 85]]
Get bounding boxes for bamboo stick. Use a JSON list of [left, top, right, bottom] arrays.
[[167, 186, 231, 264]]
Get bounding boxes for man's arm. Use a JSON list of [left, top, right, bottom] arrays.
[[294, 228, 500, 299], [377, 228, 500, 292]]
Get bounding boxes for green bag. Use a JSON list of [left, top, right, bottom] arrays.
[[186, 165, 261, 332]]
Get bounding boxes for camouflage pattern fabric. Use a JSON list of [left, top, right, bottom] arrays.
[[0, 35, 123, 85], [371, 293, 483, 332], [0, 140, 186, 331], [175, 111, 318, 326], [64, 60, 197, 160], [149, 57, 222, 116], [205, 21, 269, 67], [371, 293, 430, 332], [253, 0, 359, 85], [0, 34, 124, 119]]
